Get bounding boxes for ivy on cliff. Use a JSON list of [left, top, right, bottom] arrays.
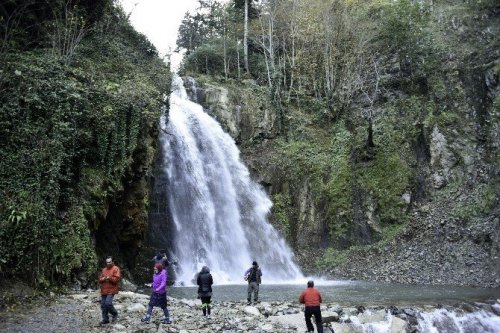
[[0, 3, 170, 287]]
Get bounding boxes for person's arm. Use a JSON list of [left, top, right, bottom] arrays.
[[109, 266, 121, 284], [299, 291, 305, 304], [155, 271, 166, 293], [98, 270, 106, 283], [209, 274, 213, 286], [318, 291, 322, 304]]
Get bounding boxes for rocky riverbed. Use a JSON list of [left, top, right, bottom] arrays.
[[0, 289, 499, 333]]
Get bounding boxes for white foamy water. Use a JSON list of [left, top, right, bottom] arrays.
[[162, 76, 303, 285], [417, 307, 500, 333]]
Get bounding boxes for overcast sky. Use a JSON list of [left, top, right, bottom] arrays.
[[119, 0, 199, 60]]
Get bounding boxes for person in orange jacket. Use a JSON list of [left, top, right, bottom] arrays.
[[299, 280, 323, 333], [98, 256, 121, 325]]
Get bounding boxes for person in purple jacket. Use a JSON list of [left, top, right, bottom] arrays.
[[141, 263, 171, 324]]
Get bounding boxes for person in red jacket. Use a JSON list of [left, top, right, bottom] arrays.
[[98, 256, 121, 325], [299, 280, 323, 333]]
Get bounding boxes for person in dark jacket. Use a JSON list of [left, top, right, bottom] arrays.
[[299, 280, 323, 333], [196, 266, 213, 318], [153, 252, 171, 267], [243, 261, 262, 305]]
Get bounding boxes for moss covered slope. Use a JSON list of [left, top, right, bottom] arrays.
[[0, 1, 171, 287]]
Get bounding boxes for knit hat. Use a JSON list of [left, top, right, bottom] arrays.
[[154, 263, 163, 272], [252, 261, 258, 266]]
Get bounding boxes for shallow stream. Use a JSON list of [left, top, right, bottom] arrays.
[[166, 280, 500, 306]]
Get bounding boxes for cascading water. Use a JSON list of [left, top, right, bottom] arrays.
[[417, 307, 500, 333], [162, 75, 303, 285], [344, 307, 500, 333]]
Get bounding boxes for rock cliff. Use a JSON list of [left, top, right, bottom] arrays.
[[187, 4, 499, 287]]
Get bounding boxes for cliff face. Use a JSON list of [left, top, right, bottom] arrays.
[[0, 2, 170, 287], [190, 4, 499, 287]]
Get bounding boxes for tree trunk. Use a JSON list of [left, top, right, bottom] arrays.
[[243, 0, 249, 74], [223, 19, 227, 79]]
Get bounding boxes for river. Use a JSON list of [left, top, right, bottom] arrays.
[[166, 280, 500, 306]]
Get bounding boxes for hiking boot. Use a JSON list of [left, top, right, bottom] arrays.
[[246, 301, 252, 305], [161, 318, 172, 324], [111, 314, 118, 323], [99, 319, 110, 325], [141, 316, 150, 323], [206, 315, 211, 319]]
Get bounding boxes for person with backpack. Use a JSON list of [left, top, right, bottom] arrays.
[[153, 251, 176, 268], [141, 263, 171, 324], [196, 266, 213, 318], [299, 280, 324, 333], [243, 261, 262, 305]]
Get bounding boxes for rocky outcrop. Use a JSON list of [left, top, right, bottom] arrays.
[[430, 125, 457, 189], [189, 77, 279, 144], [190, 52, 499, 285]]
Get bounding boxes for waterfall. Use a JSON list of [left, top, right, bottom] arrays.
[[161, 76, 303, 285]]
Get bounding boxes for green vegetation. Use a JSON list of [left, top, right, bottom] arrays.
[[316, 222, 408, 270], [181, 0, 498, 274], [450, 183, 498, 222], [1, 0, 497, 285], [0, 1, 170, 287], [270, 193, 292, 239]]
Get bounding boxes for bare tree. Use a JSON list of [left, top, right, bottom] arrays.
[[257, 1, 276, 87], [49, 0, 90, 65], [243, 0, 249, 73]]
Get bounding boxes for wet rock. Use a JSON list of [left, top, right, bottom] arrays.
[[357, 309, 386, 324], [322, 312, 340, 323], [391, 316, 408, 333], [330, 322, 363, 333], [491, 303, 500, 316]]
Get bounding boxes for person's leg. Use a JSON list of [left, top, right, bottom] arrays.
[[105, 294, 118, 321], [201, 300, 207, 316], [247, 283, 252, 304], [141, 304, 154, 322], [100, 295, 109, 323], [253, 283, 259, 302], [161, 305, 171, 323], [313, 306, 323, 333], [304, 306, 314, 332], [206, 297, 211, 316], [201, 297, 211, 316], [146, 304, 154, 317]]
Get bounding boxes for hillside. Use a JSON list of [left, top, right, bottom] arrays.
[[0, 0, 170, 289], [185, 0, 499, 287]]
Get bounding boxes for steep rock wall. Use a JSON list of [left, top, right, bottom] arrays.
[[191, 50, 499, 288]]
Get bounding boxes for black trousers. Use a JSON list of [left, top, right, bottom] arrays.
[[200, 296, 211, 315], [304, 306, 323, 333]]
